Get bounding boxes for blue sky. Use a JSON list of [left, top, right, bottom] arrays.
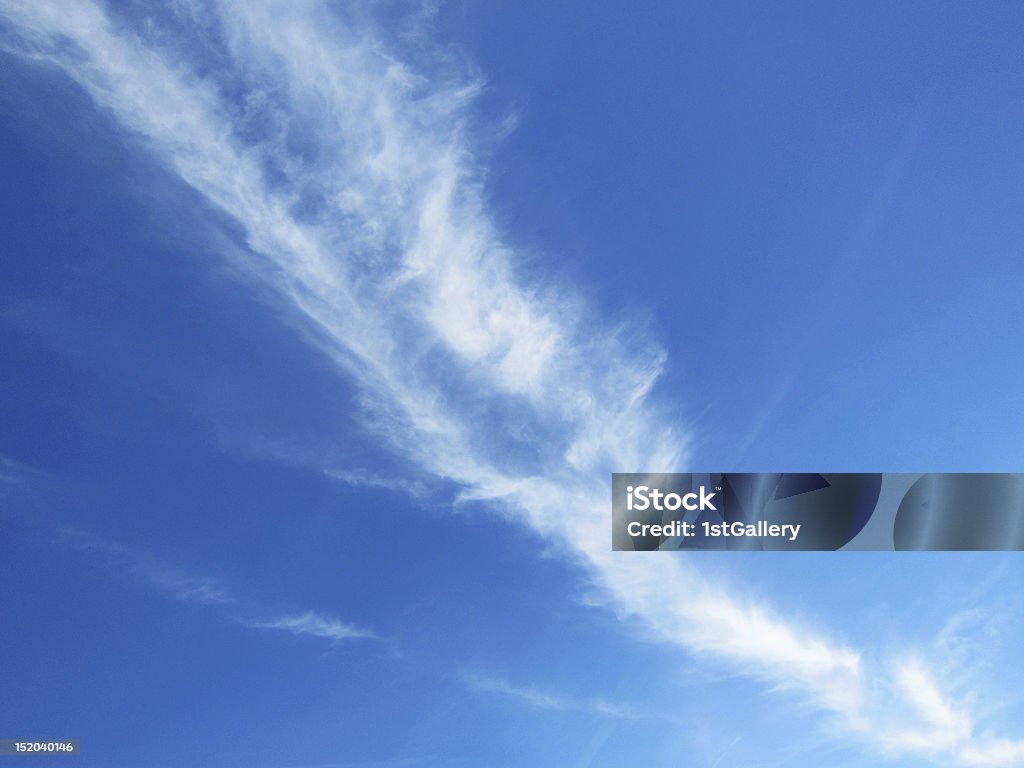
[[2, 1, 1024, 766]]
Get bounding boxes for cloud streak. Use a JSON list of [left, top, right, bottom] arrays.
[[250, 611, 377, 642], [463, 672, 648, 721], [55, 525, 235, 606], [1, 1, 1019, 764], [52, 524, 376, 643]]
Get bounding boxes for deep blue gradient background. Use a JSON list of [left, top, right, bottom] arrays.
[[3, 3, 1024, 766]]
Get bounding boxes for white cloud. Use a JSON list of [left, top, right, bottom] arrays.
[[55, 525, 234, 606], [323, 467, 428, 499], [879, 658, 973, 754], [53, 525, 374, 640], [462, 672, 646, 721], [1, 1, 1021, 763], [250, 611, 377, 642]]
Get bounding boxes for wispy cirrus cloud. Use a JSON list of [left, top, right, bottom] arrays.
[[462, 671, 648, 721], [54, 525, 235, 606], [0, 1, 1020, 764], [249, 611, 377, 642], [323, 467, 428, 499], [51, 523, 376, 642]]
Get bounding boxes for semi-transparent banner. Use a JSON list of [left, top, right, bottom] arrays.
[[612, 473, 1024, 551]]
